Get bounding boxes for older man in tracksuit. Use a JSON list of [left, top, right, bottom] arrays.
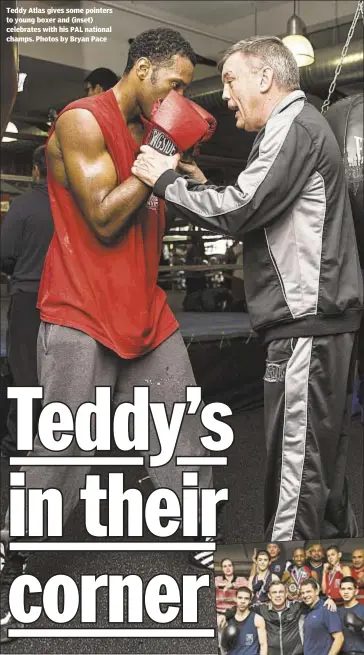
[[132, 35, 363, 541], [224, 579, 338, 655]]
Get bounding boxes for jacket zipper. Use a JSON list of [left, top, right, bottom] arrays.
[[279, 612, 283, 655]]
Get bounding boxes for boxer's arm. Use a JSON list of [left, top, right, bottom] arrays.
[[55, 109, 150, 245], [255, 615, 268, 655], [177, 160, 207, 184], [327, 632, 344, 655], [324, 598, 337, 612], [250, 602, 262, 615], [151, 119, 318, 237], [321, 565, 328, 594]]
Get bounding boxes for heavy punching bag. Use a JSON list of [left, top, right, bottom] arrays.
[[1, 0, 19, 138], [324, 94, 364, 268], [325, 94, 364, 410]]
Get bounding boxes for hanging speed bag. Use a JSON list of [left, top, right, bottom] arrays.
[[324, 94, 364, 268]]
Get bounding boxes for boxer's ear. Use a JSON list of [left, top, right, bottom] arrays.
[[135, 57, 152, 81]]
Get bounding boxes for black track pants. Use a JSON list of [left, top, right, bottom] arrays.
[[263, 332, 358, 541]]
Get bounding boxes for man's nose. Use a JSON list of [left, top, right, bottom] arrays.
[[222, 84, 231, 102], [224, 96, 238, 112]]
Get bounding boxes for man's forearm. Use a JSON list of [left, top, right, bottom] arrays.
[[260, 644, 268, 655], [259, 633, 268, 655], [328, 635, 344, 654], [150, 117, 316, 238], [321, 573, 327, 594], [85, 176, 150, 244]]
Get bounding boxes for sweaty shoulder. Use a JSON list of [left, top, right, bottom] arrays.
[[47, 108, 107, 189], [55, 108, 105, 153]]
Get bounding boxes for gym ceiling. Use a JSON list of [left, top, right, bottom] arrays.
[[3, 0, 364, 165]]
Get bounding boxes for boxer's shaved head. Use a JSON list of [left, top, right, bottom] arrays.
[[124, 28, 197, 75], [293, 548, 306, 567], [308, 544, 324, 561], [352, 549, 364, 569]]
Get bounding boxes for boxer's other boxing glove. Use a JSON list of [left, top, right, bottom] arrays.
[[188, 101, 217, 145], [343, 611, 364, 634], [180, 101, 218, 160], [141, 90, 216, 156]]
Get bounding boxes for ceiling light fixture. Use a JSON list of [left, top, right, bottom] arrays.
[[2, 122, 18, 143], [282, 0, 315, 68], [17, 72, 27, 92]]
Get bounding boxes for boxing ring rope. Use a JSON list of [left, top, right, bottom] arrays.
[[157, 263, 254, 353], [158, 264, 244, 273]]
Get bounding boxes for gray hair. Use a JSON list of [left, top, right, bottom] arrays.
[[218, 36, 300, 91]]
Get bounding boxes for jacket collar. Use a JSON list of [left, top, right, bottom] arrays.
[[249, 89, 306, 160], [307, 597, 324, 613], [267, 601, 291, 612], [270, 90, 306, 119], [252, 90, 306, 146]]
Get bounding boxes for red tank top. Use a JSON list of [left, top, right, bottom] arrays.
[[351, 567, 364, 604], [38, 90, 178, 358], [324, 567, 345, 603]]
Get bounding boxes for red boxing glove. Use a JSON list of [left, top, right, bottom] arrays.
[[142, 90, 216, 156]]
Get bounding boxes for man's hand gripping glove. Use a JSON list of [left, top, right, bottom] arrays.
[[141, 89, 216, 156]]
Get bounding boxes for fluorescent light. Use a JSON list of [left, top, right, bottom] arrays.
[[2, 122, 18, 143], [18, 72, 27, 92]]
